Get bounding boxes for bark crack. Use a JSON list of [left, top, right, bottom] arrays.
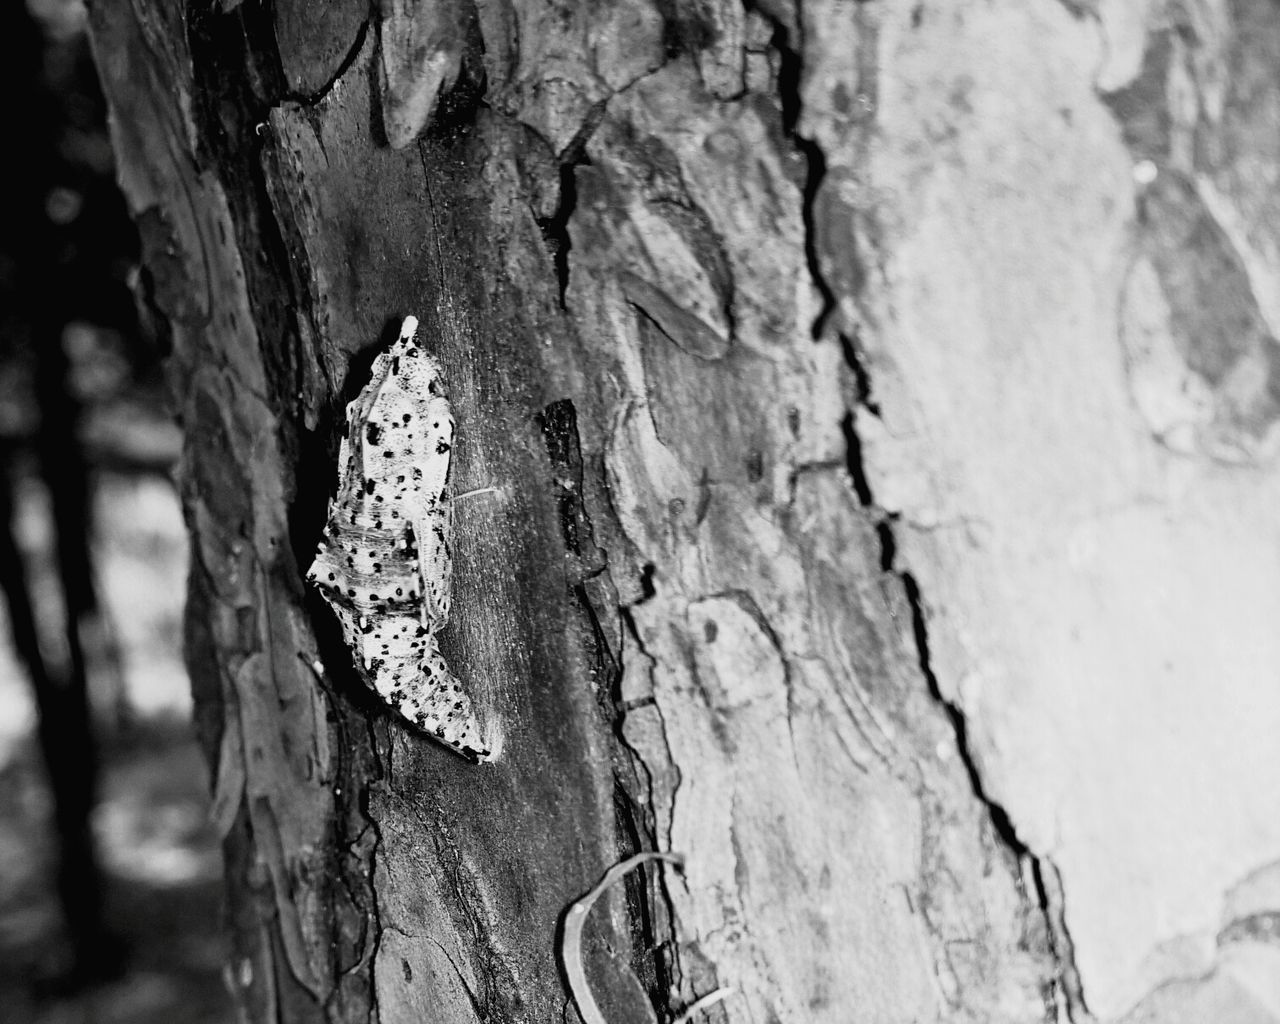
[[769, 14, 1090, 1023], [279, 16, 372, 108], [351, 722, 390, 1024], [186, 8, 383, 1016], [533, 54, 684, 309], [425, 936, 487, 1021], [614, 599, 689, 1010], [534, 103, 607, 310], [702, 588, 804, 773], [365, 798, 386, 1024]]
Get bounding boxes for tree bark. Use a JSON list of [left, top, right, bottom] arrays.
[[87, 1, 1280, 1022]]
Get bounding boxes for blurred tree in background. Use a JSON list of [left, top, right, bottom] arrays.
[[0, 0, 139, 983], [0, 3, 229, 1022]]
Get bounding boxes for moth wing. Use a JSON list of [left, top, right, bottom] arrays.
[[336, 396, 359, 483], [326, 601, 365, 671], [362, 613, 491, 762], [335, 363, 396, 509], [330, 317, 421, 523], [418, 642, 490, 762], [400, 392, 454, 517], [411, 505, 452, 628], [306, 501, 347, 592]]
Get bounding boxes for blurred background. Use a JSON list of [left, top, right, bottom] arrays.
[[0, 1, 231, 1021]]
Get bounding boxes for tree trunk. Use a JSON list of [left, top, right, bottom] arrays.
[[86, 1, 1280, 1022]]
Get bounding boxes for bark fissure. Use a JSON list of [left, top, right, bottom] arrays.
[[187, 2, 322, 421], [606, 594, 684, 1014], [771, 11, 1090, 1023], [332, 714, 387, 1023], [184, 8, 387, 1017], [546, 401, 674, 1011], [534, 51, 693, 309], [773, 27, 837, 341], [848, 344, 1090, 1023], [614, 600, 688, 1006], [535, 109, 605, 309], [415, 146, 451, 301], [280, 16, 372, 108], [366, 799, 386, 1024], [431, 938, 487, 1019]]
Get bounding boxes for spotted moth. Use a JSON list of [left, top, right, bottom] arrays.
[[307, 315, 491, 762]]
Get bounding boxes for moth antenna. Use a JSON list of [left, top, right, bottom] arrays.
[[449, 486, 500, 505]]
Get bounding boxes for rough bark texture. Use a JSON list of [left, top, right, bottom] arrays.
[[87, 0, 1280, 1022]]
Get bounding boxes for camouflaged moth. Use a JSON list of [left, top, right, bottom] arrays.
[[307, 316, 491, 762]]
